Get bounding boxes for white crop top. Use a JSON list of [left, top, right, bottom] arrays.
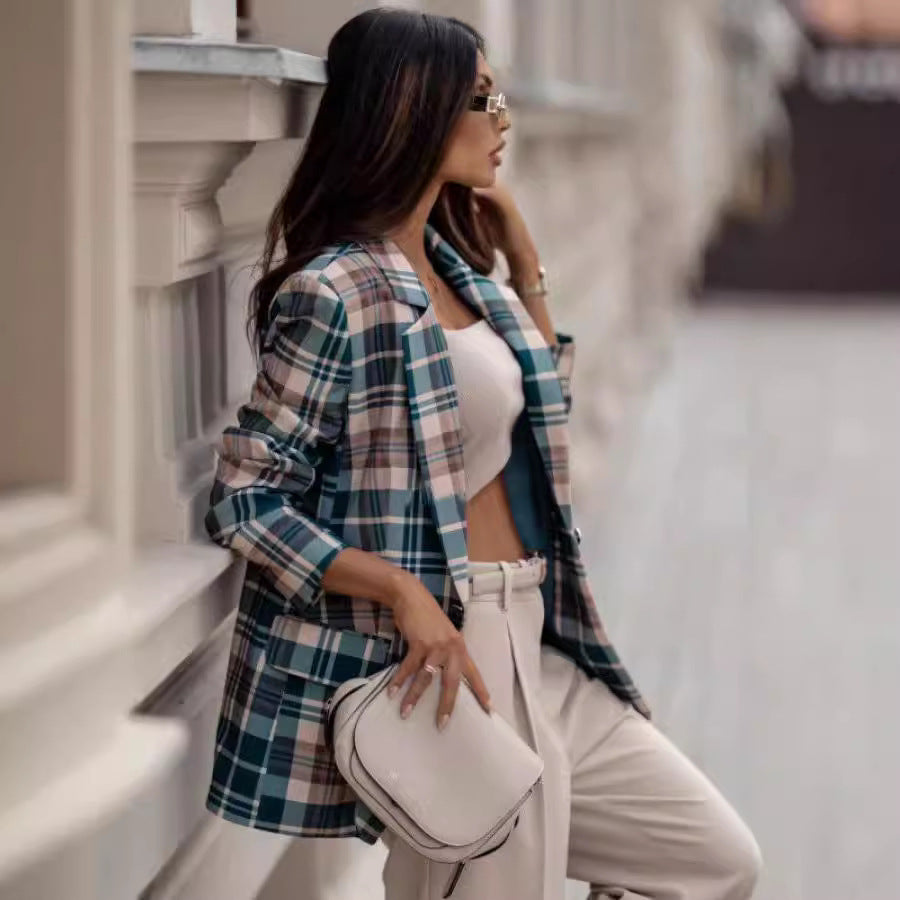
[[444, 319, 525, 499]]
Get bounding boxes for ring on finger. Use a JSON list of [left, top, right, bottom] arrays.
[[423, 663, 440, 676]]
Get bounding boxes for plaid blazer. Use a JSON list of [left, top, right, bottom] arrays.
[[205, 224, 648, 843]]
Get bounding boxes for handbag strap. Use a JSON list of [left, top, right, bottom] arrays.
[[441, 814, 521, 897]]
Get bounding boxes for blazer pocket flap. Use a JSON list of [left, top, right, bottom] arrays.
[[266, 615, 391, 687]]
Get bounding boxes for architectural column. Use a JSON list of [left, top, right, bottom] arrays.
[[133, 0, 237, 41], [134, 139, 252, 543], [0, 2, 186, 896]]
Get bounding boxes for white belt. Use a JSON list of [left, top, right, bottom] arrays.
[[466, 555, 546, 609]]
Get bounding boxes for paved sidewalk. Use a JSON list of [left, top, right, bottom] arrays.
[[573, 298, 900, 900]]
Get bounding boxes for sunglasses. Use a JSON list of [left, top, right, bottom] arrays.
[[469, 92, 510, 128]]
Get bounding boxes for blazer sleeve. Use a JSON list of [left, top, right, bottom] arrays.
[[549, 333, 574, 415], [205, 272, 352, 611]]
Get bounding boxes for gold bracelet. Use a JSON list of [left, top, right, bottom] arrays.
[[507, 264, 549, 298]]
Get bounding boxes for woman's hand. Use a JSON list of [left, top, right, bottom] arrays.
[[472, 182, 557, 351], [387, 572, 492, 729]]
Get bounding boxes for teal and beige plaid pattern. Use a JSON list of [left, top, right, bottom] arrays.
[[205, 225, 648, 842]]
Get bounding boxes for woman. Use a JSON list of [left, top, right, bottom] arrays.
[[205, 8, 761, 900]]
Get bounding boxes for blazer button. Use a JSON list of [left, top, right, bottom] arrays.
[[574, 526, 583, 545], [450, 601, 465, 630]]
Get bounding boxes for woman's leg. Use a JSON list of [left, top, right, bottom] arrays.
[[540, 647, 762, 900], [383, 558, 555, 900]]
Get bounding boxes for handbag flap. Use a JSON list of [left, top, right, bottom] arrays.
[[352, 676, 544, 847]]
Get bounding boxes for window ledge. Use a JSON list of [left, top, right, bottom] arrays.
[[132, 36, 326, 85]]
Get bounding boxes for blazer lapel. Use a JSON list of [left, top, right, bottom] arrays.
[[401, 305, 470, 606], [425, 227, 574, 535], [359, 236, 470, 606]]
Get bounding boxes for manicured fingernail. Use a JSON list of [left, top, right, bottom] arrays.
[[400, 705, 411, 719], [388, 685, 398, 699], [438, 715, 449, 731]]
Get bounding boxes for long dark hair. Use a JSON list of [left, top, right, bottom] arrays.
[[249, 8, 496, 353]]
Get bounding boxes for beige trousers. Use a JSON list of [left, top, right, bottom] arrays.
[[381, 556, 762, 900]]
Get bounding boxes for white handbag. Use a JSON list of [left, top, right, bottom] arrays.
[[326, 663, 544, 897]]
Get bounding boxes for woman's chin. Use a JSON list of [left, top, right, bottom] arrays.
[[448, 168, 498, 190], [474, 168, 498, 188]]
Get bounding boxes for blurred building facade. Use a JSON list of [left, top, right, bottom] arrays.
[[706, 0, 900, 293], [802, 0, 900, 39], [0, 1, 798, 898]]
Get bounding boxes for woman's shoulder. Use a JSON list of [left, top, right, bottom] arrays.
[[275, 241, 396, 313]]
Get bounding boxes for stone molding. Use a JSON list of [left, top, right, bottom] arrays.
[[135, 142, 253, 288]]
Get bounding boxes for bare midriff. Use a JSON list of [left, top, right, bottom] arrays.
[[466, 475, 527, 563]]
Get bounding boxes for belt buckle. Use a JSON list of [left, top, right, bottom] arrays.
[[524, 549, 544, 582]]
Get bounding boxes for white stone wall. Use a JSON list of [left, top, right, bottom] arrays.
[[0, 1, 796, 898]]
